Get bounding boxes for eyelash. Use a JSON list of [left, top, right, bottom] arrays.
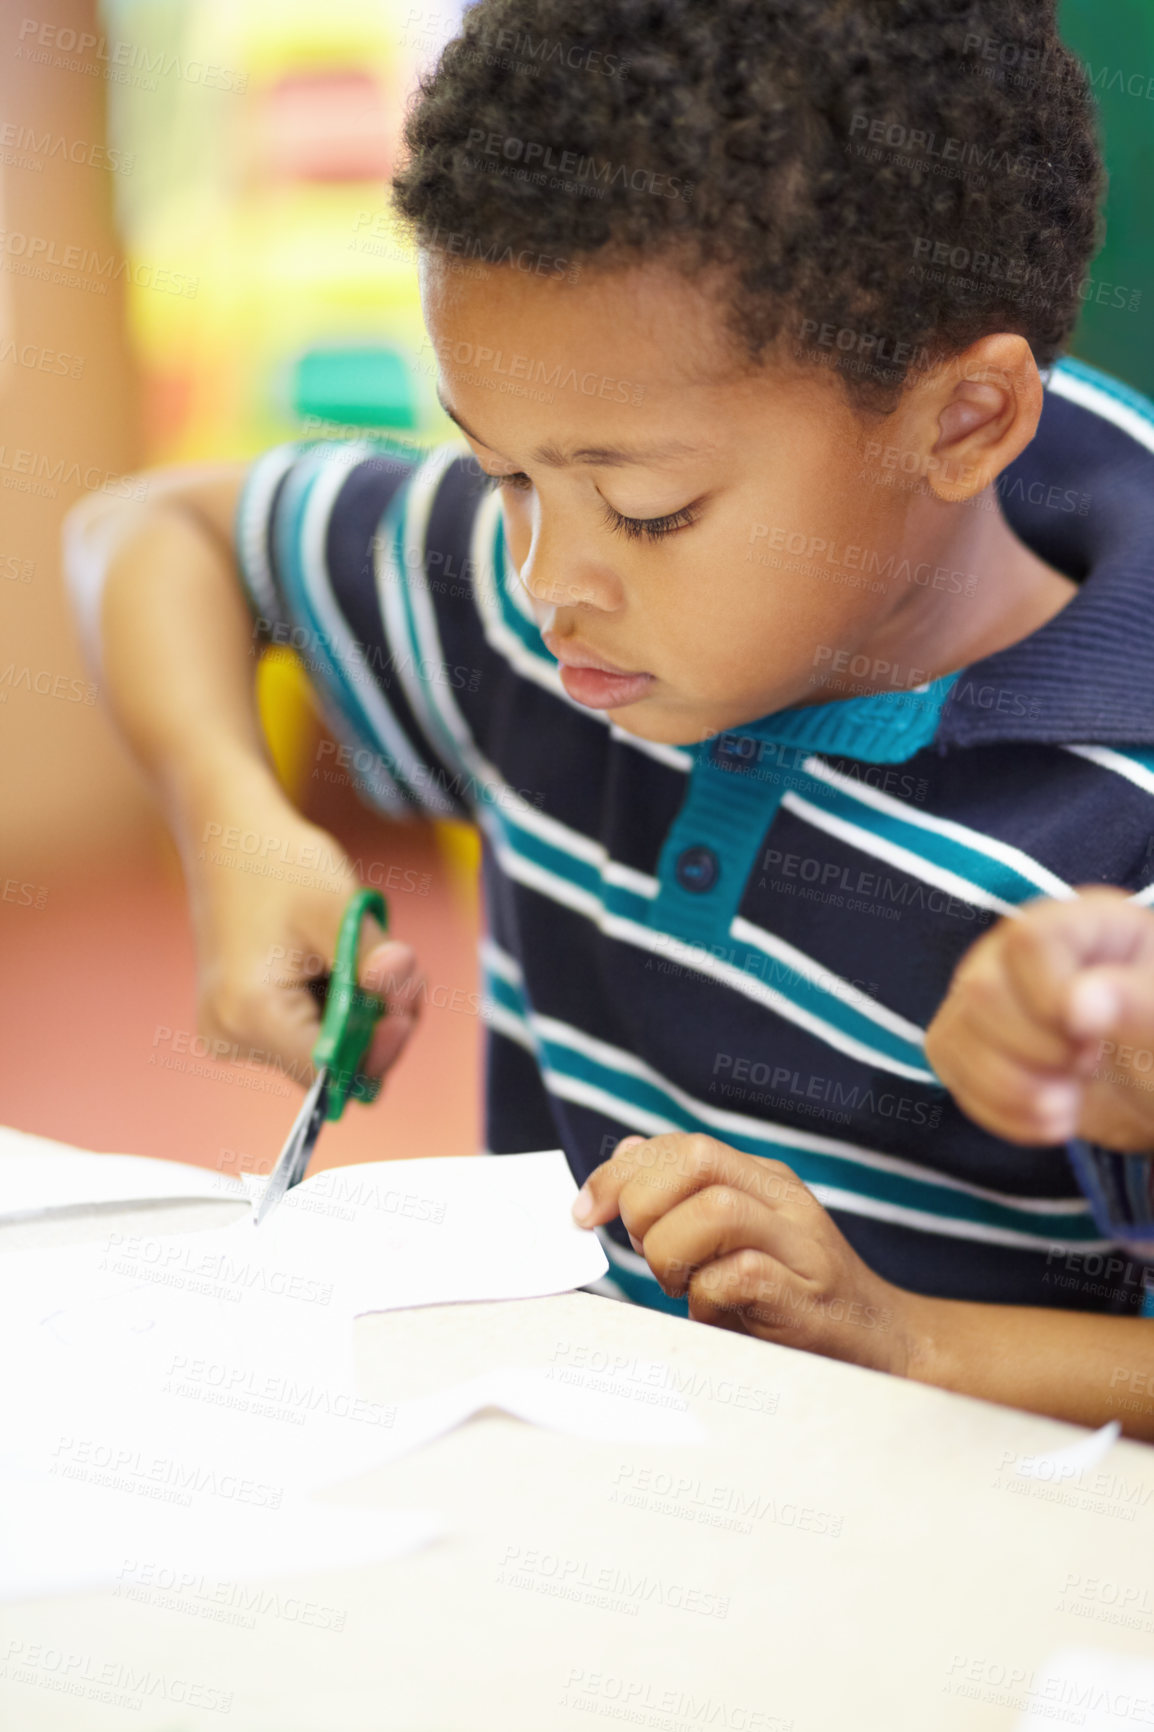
[[476, 470, 702, 543]]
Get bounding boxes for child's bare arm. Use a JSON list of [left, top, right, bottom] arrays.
[[574, 1134, 1154, 1440], [99, 467, 260, 814], [902, 1289, 1153, 1437], [74, 469, 423, 1088]]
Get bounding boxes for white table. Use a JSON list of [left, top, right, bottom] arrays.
[[2, 1201, 1153, 1731]]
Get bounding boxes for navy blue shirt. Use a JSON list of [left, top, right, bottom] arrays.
[[237, 357, 1154, 1319]]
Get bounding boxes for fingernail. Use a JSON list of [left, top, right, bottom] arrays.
[[628, 1233, 643, 1254], [571, 1185, 593, 1225], [616, 1135, 645, 1153]]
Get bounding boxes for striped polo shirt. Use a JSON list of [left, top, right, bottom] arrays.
[[236, 356, 1154, 1319]]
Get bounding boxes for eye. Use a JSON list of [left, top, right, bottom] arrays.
[[474, 463, 704, 541], [477, 469, 533, 494], [601, 499, 703, 543]]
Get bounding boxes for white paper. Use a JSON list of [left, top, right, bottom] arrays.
[[0, 1319, 704, 1515], [244, 1150, 609, 1313], [0, 1150, 617, 1597], [1013, 1420, 1121, 1481], [340, 1360, 707, 1473], [0, 1152, 608, 1497], [0, 1137, 607, 1309], [1, 1150, 606, 1341], [485, 1361, 707, 1446], [1015, 1649, 1154, 1731], [0, 1126, 245, 1219], [0, 1475, 442, 1601], [0, 1260, 380, 1499]]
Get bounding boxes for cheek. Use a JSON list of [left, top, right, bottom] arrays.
[[736, 524, 892, 645], [649, 532, 885, 697]]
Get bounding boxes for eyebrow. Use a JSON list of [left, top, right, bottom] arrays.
[[435, 385, 701, 469]]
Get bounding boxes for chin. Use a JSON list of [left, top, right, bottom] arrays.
[[605, 701, 711, 748], [609, 690, 797, 747]]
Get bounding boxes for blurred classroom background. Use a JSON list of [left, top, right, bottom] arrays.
[[0, 0, 480, 1175], [1, 0, 1152, 1176]]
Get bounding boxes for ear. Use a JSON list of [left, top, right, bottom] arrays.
[[917, 334, 1045, 504]]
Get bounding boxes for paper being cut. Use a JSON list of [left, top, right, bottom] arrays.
[[0, 1146, 710, 1601], [0, 1149, 611, 1497]]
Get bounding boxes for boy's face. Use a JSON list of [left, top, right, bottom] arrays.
[[421, 255, 942, 747]]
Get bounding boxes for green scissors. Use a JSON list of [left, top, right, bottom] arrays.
[[252, 888, 388, 1226]]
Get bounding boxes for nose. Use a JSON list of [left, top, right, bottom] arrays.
[[518, 520, 622, 614], [520, 554, 603, 612]]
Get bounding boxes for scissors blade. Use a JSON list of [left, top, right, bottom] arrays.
[[252, 1067, 330, 1227]]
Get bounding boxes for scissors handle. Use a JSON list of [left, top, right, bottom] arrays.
[[312, 887, 389, 1120]]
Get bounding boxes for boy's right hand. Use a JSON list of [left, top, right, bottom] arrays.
[[182, 766, 423, 1092]]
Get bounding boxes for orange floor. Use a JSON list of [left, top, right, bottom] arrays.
[[0, 815, 482, 1180]]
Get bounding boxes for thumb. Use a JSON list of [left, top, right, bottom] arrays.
[[359, 939, 423, 1079], [358, 936, 419, 1000]]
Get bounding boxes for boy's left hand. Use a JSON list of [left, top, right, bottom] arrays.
[[572, 1134, 917, 1373], [924, 888, 1154, 1152]]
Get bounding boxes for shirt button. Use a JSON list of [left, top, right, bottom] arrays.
[[675, 846, 720, 893]]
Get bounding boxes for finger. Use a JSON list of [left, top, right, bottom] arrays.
[[681, 1275, 750, 1334], [933, 1031, 1083, 1144], [1002, 891, 1154, 1032], [604, 1137, 647, 1244], [947, 993, 1081, 1084], [617, 1146, 808, 1245], [937, 941, 1081, 1073], [928, 972, 1084, 1137], [575, 1134, 802, 1234], [282, 934, 421, 1088], [688, 1248, 801, 1336], [238, 980, 325, 1086], [1066, 962, 1154, 1049], [641, 1185, 806, 1298], [571, 1134, 653, 1226], [572, 1132, 707, 1227]]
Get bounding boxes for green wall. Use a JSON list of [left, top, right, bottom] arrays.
[[1060, 0, 1154, 395]]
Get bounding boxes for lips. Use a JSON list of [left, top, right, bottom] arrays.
[[541, 631, 644, 677], [542, 632, 655, 710], [557, 666, 656, 710]]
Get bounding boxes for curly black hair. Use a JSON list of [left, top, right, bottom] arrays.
[[392, 0, 1103, 411]]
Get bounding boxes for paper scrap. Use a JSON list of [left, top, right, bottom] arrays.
[[486, 1362, 707, 1446], [346, 1360, 707, 1473], [0, 1125, 245, 1220], [0, 1476, 441, 1601], [1014, 1649, 1154, 1731], [1013, 1421, 1121, 1481]]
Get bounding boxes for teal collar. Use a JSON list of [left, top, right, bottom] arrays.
[[707, 672, 960, 766]]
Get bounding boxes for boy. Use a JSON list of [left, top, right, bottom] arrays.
[[74, 0, 1154, 1432]]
